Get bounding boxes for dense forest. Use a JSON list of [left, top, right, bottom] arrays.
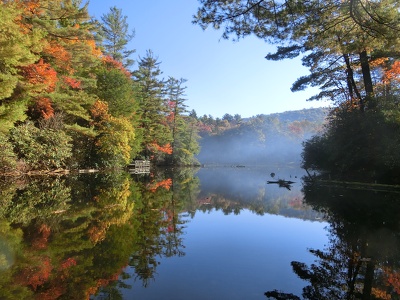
[[0, 1, 201, 173], [195, 0, 400, 184]]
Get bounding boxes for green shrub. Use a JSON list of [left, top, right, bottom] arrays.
[[65, 124, 97, 169], [0, 133, 17, 172], [10, 122, 72, 170]]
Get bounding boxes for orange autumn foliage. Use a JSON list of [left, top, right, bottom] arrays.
[[30, 257, 77, 300], [288, 122, 303, 137], [29, 97, 55, 120], [21, 59, 58, 92], [166, 111, 175, 123], [288, 197, 304, 209], [15, 0, 42, 16], [57, 257, 77, 284], [31, 223, 52, 249], [384, 61, 400, 83], [370, 57, 389, 68], [332, 97, 361, 113], [43, 42, 72, 73], [15, 256, 52, 291], [33, 257, 77, 300], [86, 39, 103, 58], [90, 100, 111, 124], [14, 0, 43, 33], [37, 97, 54, 119], [371, 287, 391, 300], [148, 178, 173, 192], [102, 55, 131, 77], [85, 269, 122, 299], [59, 257, 77, 271], [149, 142, 173, 155], [384, 267, 400, 295], [62, 76, 81, 89]]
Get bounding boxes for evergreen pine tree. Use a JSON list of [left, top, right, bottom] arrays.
[[100, 6, 135, 69], [133, 50, 172, 161]]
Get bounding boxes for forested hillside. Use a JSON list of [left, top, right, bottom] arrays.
[[195, 108, 328, 165], [0, 2, 200, 173]]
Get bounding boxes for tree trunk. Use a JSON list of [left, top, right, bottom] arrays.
[[359, 49, 374, 110], [362, 259, 375, 300], [343, 53, 362, 108]]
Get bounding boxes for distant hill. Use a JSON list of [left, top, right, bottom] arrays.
[[263, 107, 329, 123], [196, 107, 329, 166]]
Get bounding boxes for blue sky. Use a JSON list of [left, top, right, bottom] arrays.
[[88, 0, 330, 118]]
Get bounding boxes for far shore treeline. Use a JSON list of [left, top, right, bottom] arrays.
[[1, 1, 400, 184]]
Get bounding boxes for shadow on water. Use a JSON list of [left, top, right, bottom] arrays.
[[265, 179, 400, 300], [0, 167, 399, 299]]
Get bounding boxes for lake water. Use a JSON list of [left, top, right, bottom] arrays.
[[0, 166, 399, 300]]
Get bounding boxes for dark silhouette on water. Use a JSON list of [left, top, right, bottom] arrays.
[[267, 179, 295, 190], [265, 290, 300, 299]]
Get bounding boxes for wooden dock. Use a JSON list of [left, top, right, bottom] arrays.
[[127, 160, 150, 174]]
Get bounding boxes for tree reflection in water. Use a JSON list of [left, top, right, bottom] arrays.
[[124, 168, 199, 289], [0, 169, 199, 299], [265, 180, 400, 300], [5, 168, 399, 299]]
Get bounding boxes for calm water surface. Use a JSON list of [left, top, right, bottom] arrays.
[[0, 166, 399, 300], [120, 209, 327, 300]]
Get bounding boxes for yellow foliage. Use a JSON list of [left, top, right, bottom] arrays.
[[0, 2, 45, 100]]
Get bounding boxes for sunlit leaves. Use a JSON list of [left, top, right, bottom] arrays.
[[147, 178, 173, 192], [384, 61, 400, 84], [90, 100, 135, 167], [90, 100, 110, 124], [148, 142, 173, 155], [43, 41, 72, 73], [20, 59, 58, 93], [101, 55, 131, 77], [62, 76, 81, 89], [0, 98, 29, 134], [383, 267, 400, 295], [0, 1, 200, 170], [94, 64, 135, 117], [9, 122, 72, 170], [0, 133, 17, 171], [133, 50, 173, 160], [28, 97, 55, 120], [0, 2, 44, 100]]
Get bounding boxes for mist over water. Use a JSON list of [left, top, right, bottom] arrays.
[[197, 130, 306, 167], [196, 108, 328, 167], [195, 165, 321, 221], [194, 114, 322, 219]]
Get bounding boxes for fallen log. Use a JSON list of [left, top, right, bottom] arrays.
[[267, 179, 295, 190], [267, 179, 295, 185]]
